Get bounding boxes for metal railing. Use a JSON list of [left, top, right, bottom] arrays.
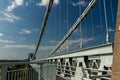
[[0, 61, 56, 80], [56, 64, 111, 80], [7, 67, 40, 80]]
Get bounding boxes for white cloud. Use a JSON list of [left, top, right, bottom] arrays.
[[74, 29, 80, 33], [0, 11, 22, 22], [49, 37, 94, 52], [0, 33, 4, 37], [108, 28, 114, 32], [19, 29, 31, 34], [54, 0, 59, 4], [71, 1, 87, 7], [49, 40, 58, 44], [5, 0, 24, 12], [4, 44, 34, 49], [73, 29, 81, 35], [0, 52, 27, 60], [3, 37, 94, 56], [25, 2, 29, 6], [38, 45, 55, 51], [0, 39, 14, 43], [42, 38, 93, 51], [19, 37, 26, 40], [61, 37, 94, 48], [36, 0, 59, 7], [4, 44, 55, 51], [82, 37, 94, 44]]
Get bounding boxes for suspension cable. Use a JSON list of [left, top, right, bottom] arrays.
[[33, 0, 54, 59], [84, 16, 87, 47], [66, 0, 69, 52], [59, 0, 61, 54], [103, 0, 110, 44], [91, 10, 94, 38], [98, 0, 103, 43], [110, 0, 114, 25], [49, 0, 98, 56], [99, 0, 102, 32], [79, 0, 83, 49]]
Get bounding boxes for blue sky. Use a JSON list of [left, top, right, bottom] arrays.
[[0, 0, 118, 59]]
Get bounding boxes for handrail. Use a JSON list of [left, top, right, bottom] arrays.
[[0, 61, 54, 65], [83, 67, 111, 72]]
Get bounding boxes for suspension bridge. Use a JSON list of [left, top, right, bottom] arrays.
[[0, 0, 119, 80]]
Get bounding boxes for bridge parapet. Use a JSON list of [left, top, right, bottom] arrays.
[[44, 43, 113, 80], [0, 61, 56, 80]]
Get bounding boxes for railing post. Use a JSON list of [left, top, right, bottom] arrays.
[[40, 63, 44, 80], [1, 65, 8, 80]]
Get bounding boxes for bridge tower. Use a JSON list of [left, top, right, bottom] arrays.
[[112, 0, 120, 80]]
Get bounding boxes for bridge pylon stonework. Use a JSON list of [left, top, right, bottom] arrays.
[[112, 0, 120, 80]]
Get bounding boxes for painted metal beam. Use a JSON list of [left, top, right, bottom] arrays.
[[34, 0, 54, 58]]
